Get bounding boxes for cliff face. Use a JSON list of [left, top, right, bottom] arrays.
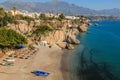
[[37, 19, 89, 49], [8, 18, 89, 49], [40, 30, 65, 45], [78, 24, 88, 32], [8, 20, 40, 34]]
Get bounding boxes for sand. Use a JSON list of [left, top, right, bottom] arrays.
[[0, 45, 67, 80]]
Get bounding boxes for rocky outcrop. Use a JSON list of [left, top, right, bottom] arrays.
[[40, 30, 65, 45], [78, 24, 88, 32], [7, 18, 89, 50], [66, 35, 80, 44], [38, 19, 89, 49], [56, 42, 74, 50], [56, 42, 67, 49], [66, 43, 74, 50], [0, 51, 4, 58], [39, 29, 80, 49], [8, 20, 40, 34]]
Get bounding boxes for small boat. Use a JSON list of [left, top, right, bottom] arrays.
[[32, 70, 50, 76]]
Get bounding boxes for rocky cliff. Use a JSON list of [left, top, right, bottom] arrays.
[[35, 19, 89, 49], [8, 18, 89, 50], [8, 20, 40, 34]]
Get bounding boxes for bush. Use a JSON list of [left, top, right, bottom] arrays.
[[28, 44, 35, 50], [0, 28, 27, 47], [33, 25, 53, 35], [22, 16, 34, 22], [39, 13, 46, 20], [59, 13, 65, 20], [0, 13, 14, 27]]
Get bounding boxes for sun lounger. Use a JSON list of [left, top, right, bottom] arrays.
[[2, 61, 14, 66]]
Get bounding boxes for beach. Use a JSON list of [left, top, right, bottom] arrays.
[[0, 45, 67, 80]]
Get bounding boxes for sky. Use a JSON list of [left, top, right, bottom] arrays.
[[0, 0, 120, 10]]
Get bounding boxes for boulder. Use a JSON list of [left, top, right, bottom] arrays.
[[56, 42, 74, 50], [41, 30, 65, 45], [56, 42, 67, 49], [66, 44, 74, 50], [0, 51, 4, 58], [66, 35, 80, 44], [78, 24, 88, 32]]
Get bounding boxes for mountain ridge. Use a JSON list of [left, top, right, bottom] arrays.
[[0, 1, 120, 16]]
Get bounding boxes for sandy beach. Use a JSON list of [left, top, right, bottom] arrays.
[[0, 45, 68, 80]]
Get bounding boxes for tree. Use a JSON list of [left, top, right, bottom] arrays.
[[0, 28, 27, 47], [0, 8, 6, 27], [22, 16, 34, 26], [0, 8, 5, 18], [22, 16, 34, 21], [0, 13, 14, 27], [59, 13, 65, 20], [33, 25, 53, 36], [2, 18, 7, 27], [7, 11, 13, 17], [15, 14, 23, 20], [39, 13, 46, 20]]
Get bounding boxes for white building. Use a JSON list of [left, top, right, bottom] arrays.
[[66, 16, 80, 20], [10, 10, 22, 16], [44, 12, 55, 17]]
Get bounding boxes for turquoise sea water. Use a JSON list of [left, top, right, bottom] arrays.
[[70, 21, 120, 80]]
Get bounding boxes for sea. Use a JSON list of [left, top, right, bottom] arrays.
[[68, 21, 120, 80]]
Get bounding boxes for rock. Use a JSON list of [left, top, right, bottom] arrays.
[[53, 31, 65, 42], [56, 42, 74, 50], [66, 35, 80, 44], [0, 51, 4, 58], [49, 44, 62, 50], [66, 43, 74, 50], [78, 24, 88, 32], [40, 30, 65, 45], [56, 42, 67, 49]]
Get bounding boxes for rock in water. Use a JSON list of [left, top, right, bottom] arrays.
[[66, 35, 80, 44], [78, 24, 88, 32], [66, 43, 74, 50]]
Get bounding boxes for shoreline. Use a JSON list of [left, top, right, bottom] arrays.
[[61, 50, 73, 80]]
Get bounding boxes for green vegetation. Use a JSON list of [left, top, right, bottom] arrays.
[[22, 16, 34, 25], [0, 8, 6, 27], [39, 14, 56, 20], [39, 13, 46, 20], [58, 13, 65, 20], [0, 28, 27, 47], [0, 8, 14, 27], [2, 47, 9, 53], [33, 25, 53, 36], [28, 44, 35, 50], [0, 8, 5, 18], [22, 16, 34, 21]]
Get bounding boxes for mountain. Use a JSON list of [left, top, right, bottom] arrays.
[[0, 0, 120, 16]]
